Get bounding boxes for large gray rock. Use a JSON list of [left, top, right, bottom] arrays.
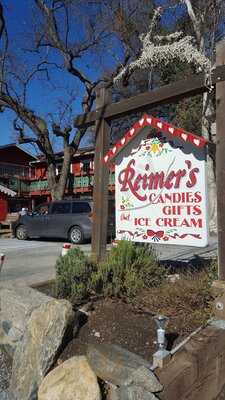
[[107, 385, 158, 400], [38, 356, 101, 400], [0, 285, 52, 339], [0, 286, 53, 358], [124, 366, 162, 393], [0, 348, 12, 391], [117, 386, 158, 400], [0, 324, 17, 347], [0, 390, 16, 400], [0, 323, 19, 358], [86, 344, 162, 393], [10, 299, 74, 400], [107, 384, 120, 400]]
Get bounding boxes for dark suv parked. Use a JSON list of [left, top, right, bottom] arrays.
[[13, 200, 114, 244]]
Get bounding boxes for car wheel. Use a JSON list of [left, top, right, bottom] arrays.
[[69, 226, 83, 244], [16, 225, 28, 240]]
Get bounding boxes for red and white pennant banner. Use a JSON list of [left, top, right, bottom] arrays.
[[104, 113, 207, 164]]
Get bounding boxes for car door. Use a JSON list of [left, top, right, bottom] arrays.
[[70, 201, 92, 239], [47, 202, 72, 238], [27, 203, 50, 237]]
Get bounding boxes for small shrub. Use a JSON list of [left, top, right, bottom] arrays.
[[91, 240, 166, 298], [56, 241, 167, 302], [55, 247, 96, 304], [133, 244, 167, 288]]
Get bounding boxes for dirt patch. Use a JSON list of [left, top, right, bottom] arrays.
[[60, 297, 184, 363], [36, 271, 214, 364]]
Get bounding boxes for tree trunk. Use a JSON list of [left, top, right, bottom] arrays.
[[48, 146, 72, 201], [46, 163, 57, 200]]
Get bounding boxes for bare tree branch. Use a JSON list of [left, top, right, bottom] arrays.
[[34, 0, 106, 93], [182, 0, 204, 50], [0, 1, 8, 94], [0, 0, 166, 200], [0, 2, 5, 39]]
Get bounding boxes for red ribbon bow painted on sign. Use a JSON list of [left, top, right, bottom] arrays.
[[147, 230, 164, 241]]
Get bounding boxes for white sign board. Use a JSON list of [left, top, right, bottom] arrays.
[[113, 120, 208, 247]]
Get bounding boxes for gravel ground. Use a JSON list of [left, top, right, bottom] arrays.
[[0, 350, 11, 391]]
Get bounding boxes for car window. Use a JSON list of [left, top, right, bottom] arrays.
[[72, 202, 91, 214], [34, 203, 49, 215], [51, 202, 71, 214]]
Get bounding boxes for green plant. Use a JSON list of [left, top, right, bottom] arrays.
[[92, 240, 166, 299], [55, 241, 166, 302], [55, 247, 96, 304], [132, 244, 167, 288]]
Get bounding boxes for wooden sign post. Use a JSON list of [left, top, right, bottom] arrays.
[[216, 40, 225, 281], [211, 40, 225, 319], [92, 88, 111, 260]]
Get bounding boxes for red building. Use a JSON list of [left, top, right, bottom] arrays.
[[0, 185, 16, 220], [0, 144, 36, 219], [0, 144, 115, 220]]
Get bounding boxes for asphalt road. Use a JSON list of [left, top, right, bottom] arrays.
[[0, 236, 218, 287], [0, 238, 92, 287]]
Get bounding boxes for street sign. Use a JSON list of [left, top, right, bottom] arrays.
[[105, 114, 208, 247]]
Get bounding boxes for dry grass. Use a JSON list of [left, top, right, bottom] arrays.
[[135, 271, 215, 338]]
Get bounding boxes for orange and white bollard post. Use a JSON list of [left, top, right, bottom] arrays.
[[61, 243, 72, 257], [0, 253, 5, 274]]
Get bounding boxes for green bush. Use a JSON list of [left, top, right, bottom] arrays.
[[92, 240, 166, 298], [55, 247, 96, 304], [55, 241, 167, 302]]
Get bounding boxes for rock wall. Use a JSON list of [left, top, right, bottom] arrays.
[[2, 284, 225, 400]]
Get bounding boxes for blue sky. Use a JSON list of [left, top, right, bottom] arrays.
[[0, 1, 123, 150], [1, 1, 30, 145]]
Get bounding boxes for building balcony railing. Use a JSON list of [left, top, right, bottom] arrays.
[[29, 180, 49, 191], [29, 172, 115, 192], [0, 172, 115, 194], [0, 163, 34, 179], [0, 178, 30, 192]]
